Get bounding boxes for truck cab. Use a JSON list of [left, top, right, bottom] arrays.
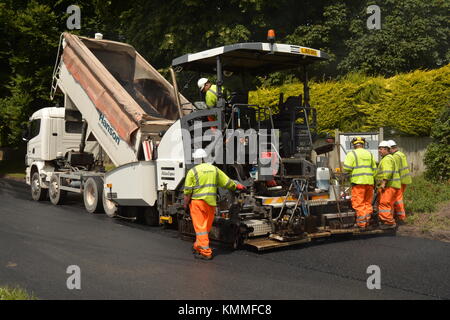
[[24, 107, 97, 199]]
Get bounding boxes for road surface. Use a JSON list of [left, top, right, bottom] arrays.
[[1, 178, 449, 300]]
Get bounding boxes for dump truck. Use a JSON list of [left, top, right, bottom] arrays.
[[24, 32, 392, 251], [24, 32, 191, 224]]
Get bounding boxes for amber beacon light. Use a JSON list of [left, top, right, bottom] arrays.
[[267, 29, 276, 43]]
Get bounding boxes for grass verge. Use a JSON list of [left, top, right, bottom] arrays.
[[404, 175, 450, 213], [402, 175, 450, 239], [0, 286, 36, 300]]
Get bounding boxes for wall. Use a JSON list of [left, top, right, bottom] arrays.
[[388, 136, 432, 175]]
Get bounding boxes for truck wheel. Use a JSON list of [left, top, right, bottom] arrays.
[[143, 206, 159, 226], [49, 174, 66, 205], [31, 171, 47, 201], [102, 191, 118, 218], [83, 177, 104, 214]]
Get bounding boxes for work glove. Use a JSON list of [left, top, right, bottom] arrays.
[[377, 181, 386, 194], [236, 184, 246, 190]]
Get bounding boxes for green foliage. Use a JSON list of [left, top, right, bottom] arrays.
[[0, 0, 448, 147], [0, 0, 60, 146], [0, 286, 36, 300], [287, 0, 450, 77], [0, 92, 32, 146], [116, 0, 326, 68], [249, 64, 450, 136], [403, 175, 450, 214], [403, 175, 450, 236], [340, 0, 449, 77], [380, 68, 450, 135], [285, 2, 351, 77], [0, 2, 13, 98], [424, 106, 450, 182]]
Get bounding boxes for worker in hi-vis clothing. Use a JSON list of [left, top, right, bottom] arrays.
[[198, 78, 218, 108], [197, 78, 230, 108], [183, 149, 246, 260], [376, 141, 401, 229], [387, 140, 412, 223], [343, 137, 377, 229]]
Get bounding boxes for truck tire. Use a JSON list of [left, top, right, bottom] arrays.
[[31, 171, 47, 201], [83, 177, 104, 214], [143, 206, 159, 226], [49, 174, 67, 205], [102, 191, 118, 218]]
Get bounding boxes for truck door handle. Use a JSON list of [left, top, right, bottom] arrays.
[[32, 148, 35, 154], [52, 133, 58, 136]]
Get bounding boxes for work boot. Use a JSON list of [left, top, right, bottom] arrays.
[[379, 223, 397, 230], [194, 253, 213, 261]]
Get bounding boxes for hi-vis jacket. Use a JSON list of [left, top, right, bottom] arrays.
[[184, 163, 236, 206], [376, 154, 401, 189], [343, 148, 377, 185], [392, 150, 412, 185], [205, 85, 230, 107], [205, 85, 218, 107]]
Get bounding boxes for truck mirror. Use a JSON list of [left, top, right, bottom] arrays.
[[21, 125, 30, 142]]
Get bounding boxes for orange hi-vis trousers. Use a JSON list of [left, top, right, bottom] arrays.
[[378, 187, 398, 225], [189, 199, 215, 257], [207, 115, 217, 131], [393, 184, 407, 221], [351, 184, 374, 228]]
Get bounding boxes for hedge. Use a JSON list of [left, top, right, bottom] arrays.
[[424, 106, 450, 182], [249, 64, 450, 136]]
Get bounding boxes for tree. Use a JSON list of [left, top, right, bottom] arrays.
[[0, 0, 59, 146], [340, 0, 450, 76], [0, 2, 13, 98], [1, 0, 448, 146], [285, 2, 356, 79], [284, 0, 449, 78], [0, 0, 115, 146]]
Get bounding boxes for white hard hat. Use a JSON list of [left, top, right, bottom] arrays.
[[387, 140, 397, 148], [378, 140, 390, 148], [197, 78, 209, 91], [192, 148, 208, 159]]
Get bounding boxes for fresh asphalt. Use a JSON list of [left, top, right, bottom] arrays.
[[1, 178, 449, 300]]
